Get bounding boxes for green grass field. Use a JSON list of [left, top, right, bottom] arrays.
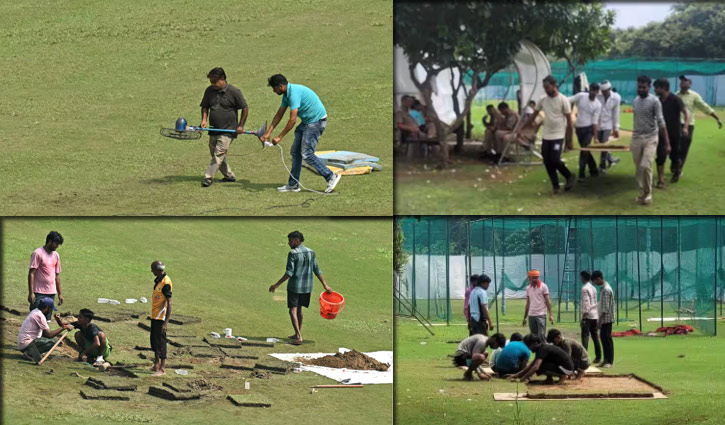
[[0, 0, 392, 216], [395, 298, 725, 425], [1, 218, 392, 425], [396, 105, 725, 215]]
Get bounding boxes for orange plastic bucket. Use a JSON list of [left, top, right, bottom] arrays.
[[319, 291, 345, 320]]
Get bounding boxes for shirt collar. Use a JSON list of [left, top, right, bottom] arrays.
[[154, 273, 166, 284]]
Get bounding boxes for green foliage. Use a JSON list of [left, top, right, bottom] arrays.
[[609, 3, 725, 58]]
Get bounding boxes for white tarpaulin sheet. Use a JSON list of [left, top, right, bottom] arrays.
[[269, 348, 393, 385]]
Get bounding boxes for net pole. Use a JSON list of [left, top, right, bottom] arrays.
[[636, 217, 643, 332], [492, 218, 500, 329], [465, 220, 471, 293], [660, 216, 664, 329], [556, 218, 562, 322], [428, 220, 431, 319], [501, 217, 507, 315], [445, 217, 450, 326], [412, 219, 417, 310], [543, 223, 547, 286], [677, 217, 681, 311], [715, 218, 719, 336], [615, 216, 620, 325], [589, 217, 595, 271]]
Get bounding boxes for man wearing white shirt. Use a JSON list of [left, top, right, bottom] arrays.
[[596, 81, 622, 173], [569, 83, 602, 180], [580, 271, 602, 364], [519, 75, 575, 193]]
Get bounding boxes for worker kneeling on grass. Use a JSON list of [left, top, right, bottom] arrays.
[[507, 334, 575, 385], [547, 328, 588, 377], [17, 298, 66, 364], [55, 308, 112, 364], [451, 333, 506, 381], [491, 333, 530, 377]]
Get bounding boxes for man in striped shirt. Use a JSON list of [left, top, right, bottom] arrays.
[[631, 75, 670, 206], [269, 231, 333, 345], [593, 270, 614, 368], [675, 75, 723, 182]]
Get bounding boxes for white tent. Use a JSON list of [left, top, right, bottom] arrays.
[[394, 40, 551, 125]]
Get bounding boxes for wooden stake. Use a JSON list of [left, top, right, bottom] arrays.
[[37, 331, 69, 365]]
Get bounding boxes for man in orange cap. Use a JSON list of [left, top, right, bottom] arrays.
[[522, 269, 554, 342]]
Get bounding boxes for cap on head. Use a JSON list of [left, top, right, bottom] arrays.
[[151, 261, 166, 272], [528, 269, 540, 278], [38, 297, 58, 311], [600, 81, 611, 91]]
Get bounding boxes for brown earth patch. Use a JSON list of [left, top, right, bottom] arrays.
[[296, 350, 389, 371]]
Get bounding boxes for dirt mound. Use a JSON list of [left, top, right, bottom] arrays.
[[298, 350, 389, 371], [187, 379, 223, 391]]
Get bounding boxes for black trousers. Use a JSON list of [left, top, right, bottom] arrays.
[[575, 126, 598, 177], [656, 125, 682, 171], [470, 318, 489, 336], [679, 124, 695, 171], [600, 322, 614, 364], [580, 318, 602, 361], [541, 139, 572, 189], [150, 319, 167, 360]]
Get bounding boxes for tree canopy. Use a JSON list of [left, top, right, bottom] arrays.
[[609, 3, 725, 58]]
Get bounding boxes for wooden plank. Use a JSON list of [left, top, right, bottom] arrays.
[[80, 389, 131, 401], [148, 386, 201, 401]]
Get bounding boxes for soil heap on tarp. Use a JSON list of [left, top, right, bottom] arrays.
[[298, 350, 389, 371]]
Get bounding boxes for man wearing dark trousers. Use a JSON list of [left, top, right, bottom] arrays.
[[468, 274, 494, 336], [593, 270, 614, 368], [653, 78, 689, 189], [580, 271, 601, 364], [269, 231, 333, 345], [519, 75, 575, 194], [675, 75, 722, 182], [150, 260, 172, 376], [568, 83, 602, 181]]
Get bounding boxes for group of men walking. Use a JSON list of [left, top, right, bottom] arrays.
[[521, 74, 720, 203]]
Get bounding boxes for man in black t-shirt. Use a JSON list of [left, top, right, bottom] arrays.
[[55, 308, 111, 364], [507, 334, 574, 384], [653, 78, 690, 189], [199, 67, 249, 187]]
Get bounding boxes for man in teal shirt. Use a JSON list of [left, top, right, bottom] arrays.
[[269, 231, 333, 345], [261, 74, 342, 194]]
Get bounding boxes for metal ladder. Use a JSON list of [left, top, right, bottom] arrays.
[[558, 217, 579, 322], [394, 283, 435, 335]]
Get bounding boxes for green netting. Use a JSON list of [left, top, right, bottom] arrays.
[[399, 217, 724, 336], [472, 57, 725, 106]]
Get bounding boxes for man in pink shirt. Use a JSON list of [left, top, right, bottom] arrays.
[[28, 231, 64, 321], [17, 298, 66, 364], [522, 269, 554, 342]]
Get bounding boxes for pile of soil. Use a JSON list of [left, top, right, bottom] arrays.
[[298, 350, 389, 371], [187, 379, 222, 391], [249, 371, 272, 379]]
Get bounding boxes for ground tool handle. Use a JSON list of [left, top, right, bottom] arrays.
[[37, 330, 69, 365]]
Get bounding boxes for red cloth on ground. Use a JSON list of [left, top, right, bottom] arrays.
[[612, 329, 642, 337], [655, 325, 694, 335]]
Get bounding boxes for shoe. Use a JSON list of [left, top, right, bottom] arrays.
[[564, 174, 576, 191], [655, 181, 666, 189], [325, 173, 341, 193], [277, 184, 301, 192], [201, 178, 213, 187], [599, 168, 607, 175], [671, 172, 680, 183], [577, 177, 585, 183], [553, 187, 560, 195], [609, 157, 620, 167], [642, 194, 652, 205], [601, 363, 613, 369], [591, 170, 599, 177], [220, 176, 236, 182], [593, 358, 602, 364]]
